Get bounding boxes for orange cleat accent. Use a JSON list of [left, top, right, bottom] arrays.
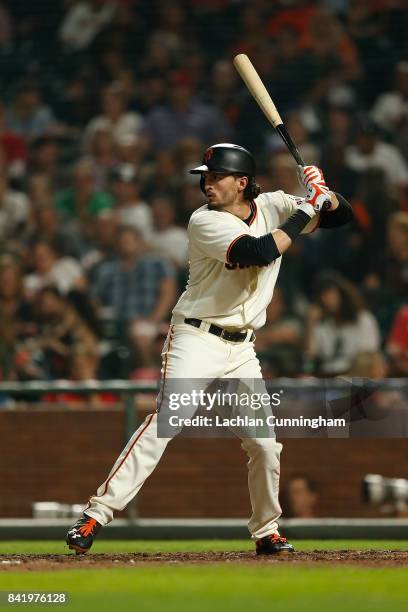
[[78, 518, 98, 537]]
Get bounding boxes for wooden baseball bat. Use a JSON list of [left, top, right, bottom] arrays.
[[233, 53, 330, 209], [233, 53, 305, 165]]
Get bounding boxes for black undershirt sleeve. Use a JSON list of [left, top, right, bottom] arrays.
[[318, 192, 353, 228], [228, 233, 280, 266], [228, 209, 311, 266]]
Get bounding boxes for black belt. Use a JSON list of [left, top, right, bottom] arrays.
[[184, 318, 255, 343]]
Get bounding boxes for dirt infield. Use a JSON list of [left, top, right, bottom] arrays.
[[1, 550, 408, 570]]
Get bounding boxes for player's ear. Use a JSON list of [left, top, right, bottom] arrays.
[[237, 176, 248, 193]]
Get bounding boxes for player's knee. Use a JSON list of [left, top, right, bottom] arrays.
[[242, 438, 282, 465]]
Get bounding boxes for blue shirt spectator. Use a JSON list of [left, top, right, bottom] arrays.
[[91, 227, 176, 323], [143, 70, 233, 151]]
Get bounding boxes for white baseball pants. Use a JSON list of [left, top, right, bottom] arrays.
[[85, 320, 283, 540]]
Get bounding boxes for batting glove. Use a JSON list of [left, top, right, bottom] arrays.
[[305, 182, 332, 212], [296, 199, 317, 218], [297, 165, 328, 189]]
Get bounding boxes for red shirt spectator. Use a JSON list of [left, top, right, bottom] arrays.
[[0, 102, 26, 178], [387, 305, 408, 375]]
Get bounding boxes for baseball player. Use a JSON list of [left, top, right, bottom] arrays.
[[66, 143, 353, 555]]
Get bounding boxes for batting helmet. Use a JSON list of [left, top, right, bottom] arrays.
[[189, 143, 256, 176]]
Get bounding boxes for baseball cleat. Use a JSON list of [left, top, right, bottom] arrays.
[[256, 533, 294, 555], [66, 514, 101, 555]]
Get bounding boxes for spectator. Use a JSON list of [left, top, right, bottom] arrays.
[[140, 34, 176, 78], [304, 7, 361, 104], [59, 0, 117, 52], [345, 0, 395, 105], [28, 174, 53, 208], [179, 181, 204, 225], [354, 168, 397, 252], [204, 60, 240, 129], [321, 143, 358, 203], [55, 159, 113, 225], [24, 241, 85, 298], [323, 103, 354, 148], [268, 153, 305, 197], [83, 82, 144, 149], [345, 118, 408, 193], [343, 350, 404, 438], [231, 4, 268, 59], [6, 81, 57, 141], [174, 137, 203, 179], [387, 306, 408, 377], [137, 70, 167, 117], [143, 70, 232, 151], [255, 286, 302, 377], [29, 136, 65, 190], [141, 149, 181, 200], [347, 350, 388, 379], [83, 127, 117, 189], [57, 67, 101, 128], [266, 2, 317, 40], [154, 2, 188, 55], [319, 105, 358, 200], [303, 273, 381, 375], [371, 61, 408, 137], [91, 227, 176, 365], [364, 211, 408, 331], [43, 345, 119, 404], [150, 195, 188, 269], [23, 202, 85, 260], [0, 100, 26, 179], [0, 255, 35, 338], [109, 164, 153, 242], [0, 166, 30, 243], [0, 256, 38, 380], [97, 48, 136, 101], [32, 286, 98, 379], [282, 474, 319, 519], [268, 26, 315, 111], [81, 209, 119, 277], [115, 133, 146, 168]]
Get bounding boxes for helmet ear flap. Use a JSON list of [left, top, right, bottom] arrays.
[[200, 175, 206, 194]]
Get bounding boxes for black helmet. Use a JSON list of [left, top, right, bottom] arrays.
[[189, 143, 256, 176]]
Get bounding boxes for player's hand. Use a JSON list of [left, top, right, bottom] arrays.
[[297, 165, 327, 189], [305, 182, 332, 212]]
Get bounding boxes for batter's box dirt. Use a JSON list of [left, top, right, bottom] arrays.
[[1, 551, 408, 570]]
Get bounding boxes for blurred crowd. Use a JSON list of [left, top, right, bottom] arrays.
[[0, 0, 407, 387]]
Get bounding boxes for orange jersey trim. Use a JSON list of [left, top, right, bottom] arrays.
[[248, 200, 257, 226]]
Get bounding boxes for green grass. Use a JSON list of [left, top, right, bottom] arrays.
[[1, 565, 407, 612], [0, 541, 407, 612], [0, 539, 407, 554]]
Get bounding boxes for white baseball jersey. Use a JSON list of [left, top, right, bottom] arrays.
[[172, 190, 302, 330]]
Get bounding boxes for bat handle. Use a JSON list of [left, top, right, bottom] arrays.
[[275, 124, 331, 211], [276, 124, 305, 166]]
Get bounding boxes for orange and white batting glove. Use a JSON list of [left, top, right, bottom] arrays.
[[297, 165, 327, 189], [298, 165, 332, 212], [305, 182, 332, 212]]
